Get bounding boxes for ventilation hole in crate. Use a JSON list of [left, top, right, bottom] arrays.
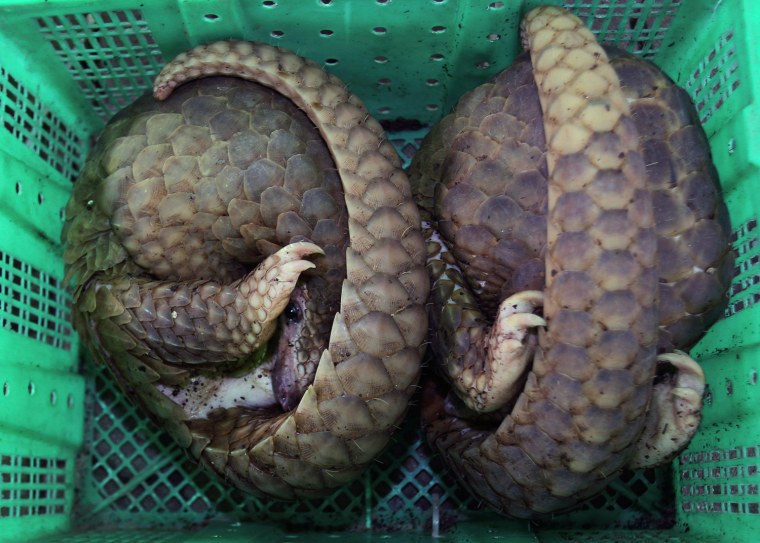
[[203, 13, 219, 21], [431, 25, 446, 34], [415, 469, 433, 487], [680, 446, 760, 515], [109, 427, 125, 445], [418, 496, 436, 513], [0, 454, 68, 517], [375, 480, 392, 496], [130, 453, 148, 472], [631, 477, 649, 496], [320, 29, 334, 37], [141, 494, 158, 510], [727, 137, 737, 155], [0, 251, 73, 351], [36, 9, 165, 122], [390, 139, 421, 168], [263, 0, 277, 6], [325, 58, 339, 66], [685, 28, 739, 124], [271, 30, 284, 38], [373, 26, 387, 35], [404, 456, 419, 472], [702, 384, 713, 406], [333, 491, 354, 510], [374, 56, 388, 64], [117, 466, 133, 484], [563, 0, 682, 58], [0, 67, 83, 180], [725, 218, 759, 317]]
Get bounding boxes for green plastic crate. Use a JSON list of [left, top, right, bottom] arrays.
[[0, 0, 757, 541]]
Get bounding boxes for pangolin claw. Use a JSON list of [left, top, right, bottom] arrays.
[[461, 291, 546, 413], [237, 241, 324, 353], [495, 291, 546, 342], [630, 351, 706, 469]]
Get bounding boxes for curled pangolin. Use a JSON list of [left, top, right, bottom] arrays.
[[63, 43, 428, 498], [413, 6, 734, 518]]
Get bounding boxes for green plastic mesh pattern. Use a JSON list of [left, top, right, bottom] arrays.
[[75, 355, 474, 531], [35, 10, 165, 122], [542, 530, 686, 542], [0, 455, 68, 518], [43, 531, 187, 543], [77, 360, 676, 532], [0, 66, 83, 180], [726, 219, 759, 317], [0, 250, 73, 352], [562, 0, 682, 57], [680, 445, 760, 515], [684, 28, 739, 125]]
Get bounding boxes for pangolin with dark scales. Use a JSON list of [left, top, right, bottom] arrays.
[[412, 6, 734, 518]]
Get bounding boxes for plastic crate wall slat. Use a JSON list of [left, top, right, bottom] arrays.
[[0, 149, 73, 250], [0, 64, 85, 181], [0, 449, 72, 543], [0, 381, 84, 542], [34, 9, 165, 122], [0, 9, 91, 182], [726, 218, 760, 318], [0, 213, 77, 366]]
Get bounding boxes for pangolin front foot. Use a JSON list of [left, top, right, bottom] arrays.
[[460, 290, 546, 413], [629, 351, 706, 469], [238, 241, 324, 351]]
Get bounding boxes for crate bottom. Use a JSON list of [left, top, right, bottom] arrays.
[[32, 520, 708, 543]]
